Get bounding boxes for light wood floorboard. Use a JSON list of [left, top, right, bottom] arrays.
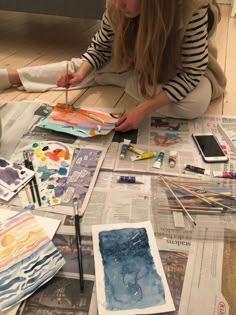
[[0, 5, 235, 115]]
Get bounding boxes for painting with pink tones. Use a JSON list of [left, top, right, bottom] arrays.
[[0, 210, 65, 311], [37, 103, 119, 138]]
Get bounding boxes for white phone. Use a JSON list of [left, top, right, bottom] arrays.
[[192, 133, 228, 163]]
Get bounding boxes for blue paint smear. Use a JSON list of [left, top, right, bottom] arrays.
[[99, 227, 166, 311]]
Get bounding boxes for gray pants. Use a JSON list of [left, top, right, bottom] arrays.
[[17, 57, 212, 119]]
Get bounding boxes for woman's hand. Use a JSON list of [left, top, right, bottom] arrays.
[[56, 60, 94, 87], [115, 91, 172, 132], [56, 71, 78, 87], [115, 105, 148, 132]]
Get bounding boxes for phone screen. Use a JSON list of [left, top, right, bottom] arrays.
[[194, 135, 225, 157]]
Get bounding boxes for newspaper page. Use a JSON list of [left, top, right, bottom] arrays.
[[60, 170, 152, 235], [178, 225, 236, 315], [113, 114, 236, 177], [157, 238, 190, 315]]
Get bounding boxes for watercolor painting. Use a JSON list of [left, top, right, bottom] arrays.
[[37, 103, 119, 138], [0, 210, 65, 311], [92, 221, 175, 315], [24, 104, 77, 144], [19, 141, 73, 209], [0, 157, 35, 192], [60, 146, 105, 215]]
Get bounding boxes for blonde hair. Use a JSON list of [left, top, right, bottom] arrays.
[[108, 1, 182, 98]]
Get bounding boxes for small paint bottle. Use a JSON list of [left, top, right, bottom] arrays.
[[168, 151, 177, 168], [184, 164, 211, 176], [128, 144, 145, 155], [153, 151, 165, 169], [131, 151, 157, 161], [117, 175, 144, 184], [120, 139, 131, 160]]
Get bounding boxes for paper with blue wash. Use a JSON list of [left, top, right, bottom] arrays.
[[92, 221, 175, 315]]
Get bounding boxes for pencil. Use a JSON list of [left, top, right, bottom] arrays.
[[160, 176, 197, 226], [73, 196, 84, 291]]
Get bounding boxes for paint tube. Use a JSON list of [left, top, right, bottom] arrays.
[[153, 151, 165, 169], [120, 139, 131, 160], [183, 164, 211, 176], [117, 176, 144, 184], [128, 144, 145, 155], [168, 151, 177, 168], [131, 151, 157, 161], [213, 171, 236, 179]]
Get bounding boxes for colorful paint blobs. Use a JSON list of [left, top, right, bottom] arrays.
[[93, 222, 175, 315], [0, 157, 35, 201], [21, 142, 73, 209], [36, 105, 118, 138], [0, 210, 65, 311]]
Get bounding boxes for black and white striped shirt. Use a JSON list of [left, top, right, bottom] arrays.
[[82, 5, 209, 102]]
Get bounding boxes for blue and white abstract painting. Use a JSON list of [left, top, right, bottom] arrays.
[[92, 221, 175, 315]]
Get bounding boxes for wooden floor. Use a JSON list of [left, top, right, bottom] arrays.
[[0, 4, 235, 114]]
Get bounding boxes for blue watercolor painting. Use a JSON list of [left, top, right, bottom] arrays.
[[98, 227, 166, 311]]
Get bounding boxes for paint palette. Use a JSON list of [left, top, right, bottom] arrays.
[[0, 157, 35, 201], [19, 141, 73, 209], [218, 123, 236, 155], [37, 103, 119, 138]]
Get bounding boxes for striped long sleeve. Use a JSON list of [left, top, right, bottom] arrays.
[[163, 5, 209, 102], [82, 6, 209, 102], [82, 12, 114, 69]]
